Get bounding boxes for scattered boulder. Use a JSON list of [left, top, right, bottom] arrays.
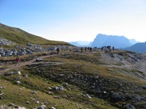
[[48, 87, 52, 90], [4, 71, 21, 76], [135, 96, 143, 102], [0, 86, 5, 89], [86, 94, 92, 99], [17, 107, 26, 109], [54, 96, 60, 99], [82, 93, 92, 99], [52, 86, 65, 91], [17, 71, 21, 75], [47, 91, 53, 95], [16, 76, 21, 81], [111, 93, 122, 102], [32, 91, 37, 95], [142, 86, 146, 89], [37, 105, 46, 109], [4, 72, 13, 76], [36, 101, 40, 104], [8, 103, 15, 107], [125, 94, 133, 101], [0, 91, 4, 100], [23, 74, 28, 78], [51, 107, 56, 109], [26, 101, 30, 104], [0, 96, 3, 100], [125, 103, 135, 109], [0, 91, 3, 96], [1, 104, 26, 109], [35, 59, 43, 62], [16, 81, 21, 85], [0, 91, 3, 100]]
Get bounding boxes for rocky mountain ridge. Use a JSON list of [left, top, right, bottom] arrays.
[[124, 42, 146, 53], [91, 34, 137, 48]]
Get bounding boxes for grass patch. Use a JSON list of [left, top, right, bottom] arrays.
[[1, 69, 118, 109]]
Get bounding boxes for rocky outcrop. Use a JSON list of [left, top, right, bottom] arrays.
[[0, 36, 15, 45]]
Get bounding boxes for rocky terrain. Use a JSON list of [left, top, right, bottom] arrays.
[[0, 36, 15, 45], [1, 48, 146, 109]]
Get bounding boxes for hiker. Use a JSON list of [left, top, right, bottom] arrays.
[[85, 47, 87, 52], [81, 47, 83, 52], [101, 47, 103, 51], [112, 46, 115, 51], [15, 56, 21, 66], [89, 47, 92, 52], [56, 48, 60, 54]]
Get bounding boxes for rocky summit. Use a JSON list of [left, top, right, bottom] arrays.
[[1, 46, 146, 109]]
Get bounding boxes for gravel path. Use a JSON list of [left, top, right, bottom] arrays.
[[0, 54, 56, 75]]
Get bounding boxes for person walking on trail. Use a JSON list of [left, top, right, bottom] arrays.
[[56, 48, 60, 54], [15, 56, 21, 66]]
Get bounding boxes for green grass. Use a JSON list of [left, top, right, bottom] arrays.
[[0, 23, 69, 45], [43, 54, 146, 85], [1, 50, 146, 109], [0, 72, 117, 109]]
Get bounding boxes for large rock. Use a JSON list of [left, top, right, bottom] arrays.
[[125, 103, 135, 109], [37, 105, 46, 109], [111, 93, 122, 102]]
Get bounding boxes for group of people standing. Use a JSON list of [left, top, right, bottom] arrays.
[[81, 47, 92, 52], [101, 46, 115, 52]]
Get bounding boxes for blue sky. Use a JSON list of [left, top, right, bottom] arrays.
[[0, 0, 146, 42]]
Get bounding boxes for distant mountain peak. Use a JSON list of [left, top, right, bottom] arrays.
[[124, 42, 146, 53], [91, 34, 138, 48]]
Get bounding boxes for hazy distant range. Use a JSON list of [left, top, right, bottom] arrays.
[[69, 34, 137, 48], [69, 34, 146, 53], [69, 41, 92, 47]]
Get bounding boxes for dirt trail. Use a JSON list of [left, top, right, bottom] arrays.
[[0, 54, 56, 75]]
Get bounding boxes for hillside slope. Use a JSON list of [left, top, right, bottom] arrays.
[[0, 23, 69, 45], [124, 42, 146, 53], [1, 49, 146, 108]]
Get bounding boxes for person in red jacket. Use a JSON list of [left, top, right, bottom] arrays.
[[15, 56, 21, 66]]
